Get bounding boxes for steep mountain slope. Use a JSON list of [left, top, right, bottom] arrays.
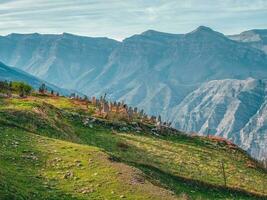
[[171, 78, 267, 161], [1, 27, 267, 114], [0, 62, 71, 95], [80, 27, 267, 119], [229, 29, 267, 54], [0, 94, 266, 199], [0, 33, 120, 88]]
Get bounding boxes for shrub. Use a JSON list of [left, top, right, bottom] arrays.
[[12, 81, 33, 97]]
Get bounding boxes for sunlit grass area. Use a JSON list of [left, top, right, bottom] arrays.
[[0, 95, 266, 200]]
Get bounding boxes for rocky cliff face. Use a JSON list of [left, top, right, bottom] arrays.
[[228, 29, 267, 54], [172, 78, 267, 160], [0, 33, 120, 88], [74, 26, 267, 117]]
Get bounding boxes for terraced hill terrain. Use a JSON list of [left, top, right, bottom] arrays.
[[0, 94, 266, 200]]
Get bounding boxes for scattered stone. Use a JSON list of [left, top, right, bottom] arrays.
[[83, 118, 90, 126], [63, 171, 73, 179], [120, 195, 125, 198], [53, 157, 62, 162], [21, 154, 38, 161], [131, 175, 145, 185], [12, 141, 19, 148], [135, 127, 142, 132], [76, 163, 82, 167], [179, 193, 191, 200], [78, 187, 94, 194], [246, 161, 256, 168]]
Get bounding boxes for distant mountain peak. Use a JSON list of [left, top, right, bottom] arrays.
[[188, 26, 225, 38], [195, 26, 213, 32], [141, 29, 159, 35], [141, 29, 180, 37]]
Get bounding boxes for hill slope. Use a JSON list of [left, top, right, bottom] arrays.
[[0, 128, 176, 200], [0, 62, 73, 95], [0, 94, 266, 199]]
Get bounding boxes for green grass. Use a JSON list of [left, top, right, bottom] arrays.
[[0, 96, 266, 199], [0, 128, 177, 200], [71, 124, 267, 199]]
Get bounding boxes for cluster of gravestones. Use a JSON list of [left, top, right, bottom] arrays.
[[91, 94, 142, 120], [90, 94, 166, 124], [69, 93, 173, 130]]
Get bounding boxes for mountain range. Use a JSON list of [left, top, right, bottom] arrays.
[[0, 26, 266, 160]]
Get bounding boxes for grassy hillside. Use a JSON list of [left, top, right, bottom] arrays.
[[0, 94, 267, 200]]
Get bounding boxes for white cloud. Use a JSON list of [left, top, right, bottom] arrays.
[[0, 0, 266, 40]]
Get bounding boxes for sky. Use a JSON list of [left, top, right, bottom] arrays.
[[0, 0, 267, 40]]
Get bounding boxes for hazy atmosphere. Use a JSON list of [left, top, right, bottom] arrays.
[[0, 0, 267, 40]]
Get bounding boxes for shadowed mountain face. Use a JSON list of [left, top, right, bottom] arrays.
[[0, 62, 72, 95], [0, 33, 120, 88], [0, 26, 267, 160]]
